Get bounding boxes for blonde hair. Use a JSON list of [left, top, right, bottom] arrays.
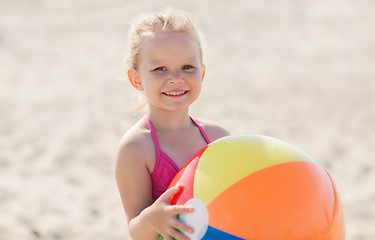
[[126, 10, 203, 70]]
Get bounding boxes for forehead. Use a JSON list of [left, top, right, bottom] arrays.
[[139, 32, 202, 64]]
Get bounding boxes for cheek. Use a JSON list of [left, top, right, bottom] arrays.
[[186, 70, 203, 81], [190, 78, 203, 97], [191, 72, 204, 86], [141, 76, 164, 94]]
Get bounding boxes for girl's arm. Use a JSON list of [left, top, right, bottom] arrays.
[[115, 139, 194, 240]]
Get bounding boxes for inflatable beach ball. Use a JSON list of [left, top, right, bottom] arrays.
[[168, 135, 345, 240]]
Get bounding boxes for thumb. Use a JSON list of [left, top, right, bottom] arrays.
[[159, 185, 183, 202]]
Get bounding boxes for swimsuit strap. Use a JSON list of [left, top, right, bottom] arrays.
[[145, 115, 161, 157], [145, 115, 211, 151], [190, 117, 211, 144]]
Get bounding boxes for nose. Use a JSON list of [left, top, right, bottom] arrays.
[[168, 70, 184, 84]]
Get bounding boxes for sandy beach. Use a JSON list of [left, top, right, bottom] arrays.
[[1, 0, 374, 239]]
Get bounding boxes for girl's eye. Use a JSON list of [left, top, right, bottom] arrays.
[[154, 67, 167, 71], [182, 65, 194, 70]]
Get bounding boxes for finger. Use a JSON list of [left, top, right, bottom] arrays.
[[166, 205, 194, 215], [159, 185, 182, 201], [170, 217, 194, 235], [160, 234, 172, 240], [166, 226, 190, 240]]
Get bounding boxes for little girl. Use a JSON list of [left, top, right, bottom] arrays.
[[115, 10, 229, 240]]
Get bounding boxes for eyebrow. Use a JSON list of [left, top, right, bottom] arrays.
[[150, 57, 199, 65], [150, 60, 167, 65]]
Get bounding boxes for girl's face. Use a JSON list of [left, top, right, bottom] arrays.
[[129, 32, 205, 113]]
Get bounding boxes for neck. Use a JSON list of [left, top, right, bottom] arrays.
[[147, 109, 193, 131]]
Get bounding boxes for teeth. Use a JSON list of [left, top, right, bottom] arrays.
[[164, 90, 186, 96]]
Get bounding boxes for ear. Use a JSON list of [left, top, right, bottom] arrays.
[[128, 68, 144, 91], [201, 64, 206, 81]]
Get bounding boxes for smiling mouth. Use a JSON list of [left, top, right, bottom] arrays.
[[162, 90, 189, 96]]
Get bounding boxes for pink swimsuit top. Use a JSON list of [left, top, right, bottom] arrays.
[[145, 115, 211, 202]]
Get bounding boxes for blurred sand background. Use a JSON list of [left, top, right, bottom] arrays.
[[1, 0, 374, 239]]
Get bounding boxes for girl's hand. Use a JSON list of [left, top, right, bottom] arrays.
[[148, 185, 195, 240]]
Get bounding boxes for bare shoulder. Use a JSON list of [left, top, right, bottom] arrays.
[[116, 118, 154, 171], [194, 118, 230, 142]]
